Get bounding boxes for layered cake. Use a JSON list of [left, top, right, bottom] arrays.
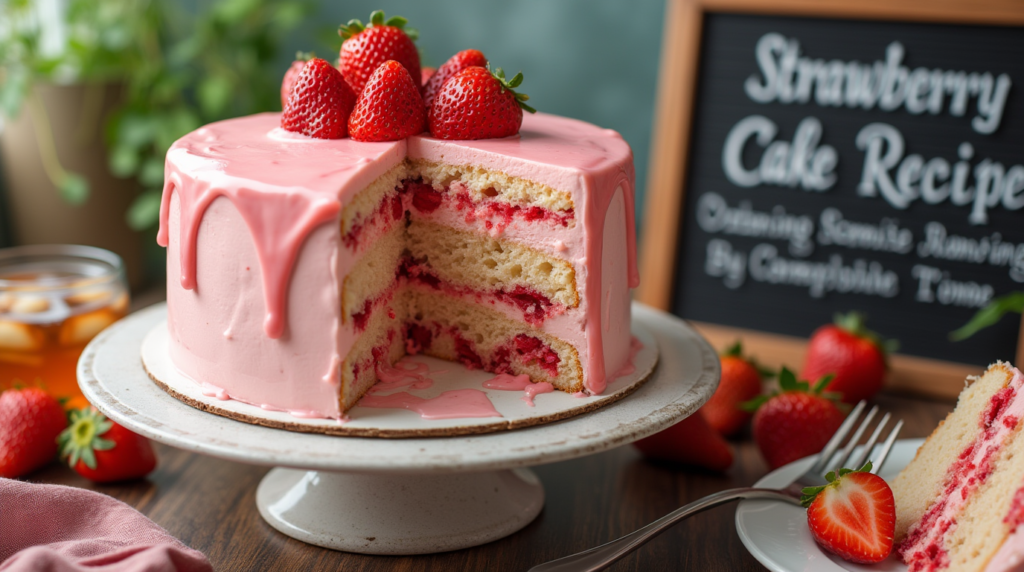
[[892, 362, 1024, 572], [157, 112, 637, 419]]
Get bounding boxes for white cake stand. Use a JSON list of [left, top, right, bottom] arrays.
[[78, 302, 719, 555]]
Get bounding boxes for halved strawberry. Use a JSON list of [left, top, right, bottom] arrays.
[[339, 10, 420, 95], [802, 462, 895, 564], [428, 66, 535, 140], [632, 410, 733, 472], [280, 51, 315, 109], [422, 49, 489, 108], [281, 57, 357, 139], [348, 60, 425, 142]]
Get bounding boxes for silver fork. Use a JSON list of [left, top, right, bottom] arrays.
[[528, 400, 904, 572]]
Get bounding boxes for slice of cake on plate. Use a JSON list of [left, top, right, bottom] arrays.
[[892, 362, 1024, 572]]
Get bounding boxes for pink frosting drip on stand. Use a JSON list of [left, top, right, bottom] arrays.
[[357, 389, 502, 419], [369, 358, 446, 393], [483, 373, 554, 407], [611, 336, 644, 379]]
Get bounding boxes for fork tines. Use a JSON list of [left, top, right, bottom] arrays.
[[810, 400, 904, 477]]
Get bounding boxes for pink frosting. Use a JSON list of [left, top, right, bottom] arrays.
[[483, 373, 555, 407], [356, 389, 502, 419], [159, 112, 636, 418], [369, 358, 440, 393]]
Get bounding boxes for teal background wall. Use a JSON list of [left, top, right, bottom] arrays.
[[282, 0, 667, 220]]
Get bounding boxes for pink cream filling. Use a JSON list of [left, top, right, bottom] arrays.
[[401, 257, 565, 326], [404, 320, 561, 379], [403, 179, 574, 237], [900, 368, 1024, 571]]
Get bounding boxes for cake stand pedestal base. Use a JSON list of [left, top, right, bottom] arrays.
[[255, 468, 544, 555]]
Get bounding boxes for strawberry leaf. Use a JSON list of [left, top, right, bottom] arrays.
[[338, 19, 365, 41], [486, 64, 536, 113], [739, 394, 769, 413], [811, 374, 836, 395], [58, 407, 117, 471], [800, 485, 827, 507], [723, 340, 743, 358], [369, 10, 385, 26], [834, 311, 898, 358], [384, 15, 406, 28]]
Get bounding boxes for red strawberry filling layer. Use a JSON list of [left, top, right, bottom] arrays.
[[403, 321, 560, 378], [899, 373, 1024, 571], [343, 178, 573, 252], [343, 192, 405, 250], [400, 257, 563, 325], [402, 179, 573, 235]]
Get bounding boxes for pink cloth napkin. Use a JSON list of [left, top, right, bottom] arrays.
[[0, 479, 212, 572]]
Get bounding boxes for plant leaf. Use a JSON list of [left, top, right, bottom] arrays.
[[950, 292, 1024, 341], [59, 173, 89, 205], [126, 190, 163, 231]]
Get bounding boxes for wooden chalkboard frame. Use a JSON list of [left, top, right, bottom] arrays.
[[637, 0, 1024, 399]]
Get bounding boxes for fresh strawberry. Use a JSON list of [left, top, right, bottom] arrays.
[[338, 10, 420, 95], [348, 60, 425, 142], [59, 408, 156, 483], [281, 57, 357, 139], [632, 410, 733, 472], [0, 387, 67, 478], [422, 49, 489, 108], [428, 66, 536, 140], [421, 66, 436, 85], [743, 367, 845, 470], [801, 462, 895, 564], [703, 341, 771, 437], [801, 312, 897, 404], [280, 51, 315, 109]]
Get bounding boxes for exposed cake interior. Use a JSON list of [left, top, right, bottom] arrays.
[[892, 362, 1024, 572], [335, 160, 588, 411], [159, 112, 638, 421]]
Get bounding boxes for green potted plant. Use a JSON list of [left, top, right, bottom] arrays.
[[0, 0, 309, 285]]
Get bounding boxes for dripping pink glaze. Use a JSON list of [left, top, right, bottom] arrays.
[[158, 115, 404, 338], [161, 112, 635, 419], [522, 382, 554, 407], [484, 373, 532, 390], [369, 358, 439, 393], [357, 389, 502, 419], [612, 337, 644, 379], [482, 373, 554, 407]]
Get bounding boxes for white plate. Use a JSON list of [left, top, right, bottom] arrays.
[[735, 438, 924, 572]]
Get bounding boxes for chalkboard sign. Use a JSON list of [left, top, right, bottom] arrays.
[[638, 0, 1024, 398]]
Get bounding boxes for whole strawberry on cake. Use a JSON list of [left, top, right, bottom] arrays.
[[157, 11, 638, 419]]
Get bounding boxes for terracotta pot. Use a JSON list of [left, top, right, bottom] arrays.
[[0, 83, 144, 288]]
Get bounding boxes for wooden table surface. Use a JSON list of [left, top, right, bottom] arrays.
[[27, 387, 952, 571]]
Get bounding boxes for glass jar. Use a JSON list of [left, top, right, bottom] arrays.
[[0, 245, 129, 409]]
